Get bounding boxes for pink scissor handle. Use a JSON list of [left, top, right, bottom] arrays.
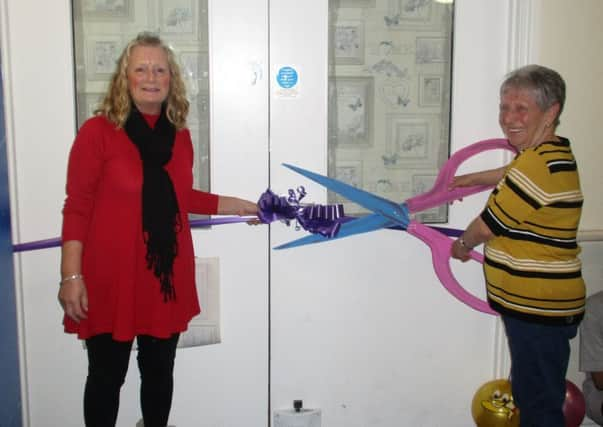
[[405, 138, 516, 214], [407, 221, 497, 315]]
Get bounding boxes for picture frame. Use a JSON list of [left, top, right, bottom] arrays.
[[418, 74, 443, 107], [78, 0, 133, 21], [158, 0, 198, 39], [415, 37, 449, 64], [329, 76, 374, 147], [384, 114, 440, 169], [334, 20, 365, 65], [85, 35, 123, 81]]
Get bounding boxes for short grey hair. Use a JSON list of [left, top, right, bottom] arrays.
[[500, 64, 566, 127]]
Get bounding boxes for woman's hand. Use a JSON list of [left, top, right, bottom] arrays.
[[217, 196, 261, 224], [58, 278, 88, 323], [448, 173, 478, 190], [449, 166, 507, 191], [235, 199, 259, 217], [451, 238, 471, 262]]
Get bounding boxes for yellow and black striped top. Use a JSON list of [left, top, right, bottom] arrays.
[[481, 137, 585, 324]]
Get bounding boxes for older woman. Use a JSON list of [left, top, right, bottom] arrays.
[[451, 64, 585, 427], [58, 33, 258, 427]]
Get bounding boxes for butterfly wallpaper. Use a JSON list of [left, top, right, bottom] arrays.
[[328, 0, 453, 220]]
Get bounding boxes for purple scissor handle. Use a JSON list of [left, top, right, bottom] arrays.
[[277, 138, 517, 315]]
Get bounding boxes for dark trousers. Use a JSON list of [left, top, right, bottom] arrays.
[[503, 315, 578, 427], [84, 333, 180, 427]]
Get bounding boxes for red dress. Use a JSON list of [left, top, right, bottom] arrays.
[[61, 114, 218, 341]]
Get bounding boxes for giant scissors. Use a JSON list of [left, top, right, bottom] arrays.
[[275, 138, 516, 315]]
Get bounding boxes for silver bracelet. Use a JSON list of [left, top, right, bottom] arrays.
[[60, 273, 84, 285], [458, 237, 473, 250]]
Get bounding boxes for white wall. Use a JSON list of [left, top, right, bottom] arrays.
[[530, 1, 603, 425], [2, 0, 602, 426], [531, 0, 603, 234]]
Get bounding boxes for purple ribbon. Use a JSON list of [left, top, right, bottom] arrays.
[[12, 189, 464, 253], [258, 188, 345, 238], [12, 216, 254, 253], [257, 188, 300, 224], [297, 204, 345, 238]]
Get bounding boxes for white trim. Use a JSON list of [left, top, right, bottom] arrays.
[[0, 0, 30, 425], [492, 0, 537, 380], [507, 0, 535, 71], [492, 316, 509, 379], [502, 0, 534, 172], [578, 230, 603, 242]]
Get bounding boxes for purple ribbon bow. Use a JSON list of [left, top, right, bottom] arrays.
[[257, 188, 345, 238]]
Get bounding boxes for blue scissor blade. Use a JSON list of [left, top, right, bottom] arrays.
[[274, 213, 394, 249], [282, 163, 407, 225]]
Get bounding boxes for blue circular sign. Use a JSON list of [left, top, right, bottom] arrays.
[[276, 66, 298, 89]]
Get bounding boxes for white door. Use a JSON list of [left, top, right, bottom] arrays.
[[4, 0, 523, 425], [3, 0, 269, 426], [269, 1, 515, 426], [167, 1, 270, 426]]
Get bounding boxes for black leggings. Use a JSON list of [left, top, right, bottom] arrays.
[[84, 333, 180, 427]]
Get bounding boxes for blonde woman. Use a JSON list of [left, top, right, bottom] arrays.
[[59, 33, 257, 427]]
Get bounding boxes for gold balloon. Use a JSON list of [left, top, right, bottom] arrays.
[[471, 379, 520, 427]]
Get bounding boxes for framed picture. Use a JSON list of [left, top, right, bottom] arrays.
[[78, 0, 133, 20], [416, 37, 448, 64], [334, 20, 365, 65], [85, 35, 122, 81], [158, 0, 198, 38], [329, 76, 374, 147], [419, 74, 443, 107], [384, 114, 440, 169]]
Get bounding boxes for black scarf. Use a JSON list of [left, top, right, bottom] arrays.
[[125, 104, 181, 301]]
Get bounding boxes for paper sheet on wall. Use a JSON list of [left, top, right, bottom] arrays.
[[177, 256, 221, 348]]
